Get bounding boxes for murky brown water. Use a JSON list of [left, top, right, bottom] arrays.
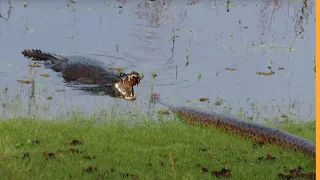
[[0, 0, 315, 121]]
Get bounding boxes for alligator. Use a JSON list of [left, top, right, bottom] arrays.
[[22, 49, 141, 101], [151, 93, 315, 158]]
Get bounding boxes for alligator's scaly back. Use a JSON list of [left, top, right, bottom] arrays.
[[151, 93, 315, 158], [21, 49, 112, 84]]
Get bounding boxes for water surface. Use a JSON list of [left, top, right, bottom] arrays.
[[0, 0, 315, 121]]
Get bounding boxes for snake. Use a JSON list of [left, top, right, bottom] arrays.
[[151, 93, 315, 158]]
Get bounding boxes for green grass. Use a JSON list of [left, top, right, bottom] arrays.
[[0, 116, 315, 180]]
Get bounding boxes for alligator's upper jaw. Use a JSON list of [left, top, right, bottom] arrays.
[[114, 71, 141, 101]]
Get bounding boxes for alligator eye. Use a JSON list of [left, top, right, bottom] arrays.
[[118, 73, 126, 77], [128, 74, 136, 81]]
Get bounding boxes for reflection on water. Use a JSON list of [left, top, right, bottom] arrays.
[[0, 0, 315, 121]]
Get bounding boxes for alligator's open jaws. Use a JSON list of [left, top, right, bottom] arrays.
[[22, 49, 141, 101]]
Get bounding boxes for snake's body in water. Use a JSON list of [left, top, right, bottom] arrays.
[[151, 93, 315, 158]]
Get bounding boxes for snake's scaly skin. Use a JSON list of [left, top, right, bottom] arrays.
[[151, 94, 315, 158]]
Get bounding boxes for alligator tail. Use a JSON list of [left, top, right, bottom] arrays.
[[22, 49, 61, 64]]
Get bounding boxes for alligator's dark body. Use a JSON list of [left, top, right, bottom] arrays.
[[23, 49, 120, 84], [22, 49, 140, 100]]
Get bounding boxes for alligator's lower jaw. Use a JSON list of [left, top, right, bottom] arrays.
[[123, 93, 137, 101], [119, 92, 137, 101], [114, 83, 138, 101]]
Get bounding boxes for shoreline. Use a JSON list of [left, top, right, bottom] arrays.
[[0, 116, 315, 179]]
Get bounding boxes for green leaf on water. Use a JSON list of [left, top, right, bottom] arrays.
[[186, 49, 190, 60], [152, 73, 157, 79], [198, 73, 202, 80], [268, 61, 273, 69], [289, 44, 295, 52], [185, 49, 190, 66]]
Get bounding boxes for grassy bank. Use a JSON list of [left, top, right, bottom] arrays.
[[0, 117, 315, 180]]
